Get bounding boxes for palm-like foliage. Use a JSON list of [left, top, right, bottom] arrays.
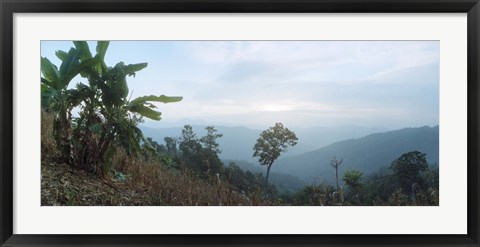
[[41, 45, 103, 161], [41, 41, 182, 175]]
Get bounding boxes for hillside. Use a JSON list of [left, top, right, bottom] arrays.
[[274, 126, 439, 183], [41, 111, 262, 206]]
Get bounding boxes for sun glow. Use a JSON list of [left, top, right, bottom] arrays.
[[260, 104, 294, 112]]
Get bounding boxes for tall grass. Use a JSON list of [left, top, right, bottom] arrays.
[[41, 109, 58, 158], [112, 149, 262, 205], [42, 110, 263, 206]]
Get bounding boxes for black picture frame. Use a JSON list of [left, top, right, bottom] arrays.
[[1, 0, 479, 246]]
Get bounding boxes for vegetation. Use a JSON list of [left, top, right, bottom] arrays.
[[390, 151, 429, 196], [329, 157, 343, 191], [253, 123, 298, 199], [343, 170, 364, 204], [41, 41, 439, 206], [273, 126, 439, 183], [41, 41, 182, 175]]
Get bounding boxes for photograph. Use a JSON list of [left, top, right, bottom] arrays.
[[40, 40, 440, 206], [2, 0, 478, 245]]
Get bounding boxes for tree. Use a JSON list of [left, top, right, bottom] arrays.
[[41, 44, 103, 162], [72, 43, 182, 174], [343, 170, 363, 192], [330, 157, 343, 191], [343, 169, 364, 203], [253, 122, 298, 199], [164, 137, 178, 155], [42, 41, 183, 175], [200, 126, 223, 154], [179, 125, 201, 158], [390, 151, 429, 195], [177, 125, 223, 175]]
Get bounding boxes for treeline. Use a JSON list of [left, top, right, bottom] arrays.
[[276, 151, 439, 206], [143, 125, 278, 200], [145, 124, 439, 206]]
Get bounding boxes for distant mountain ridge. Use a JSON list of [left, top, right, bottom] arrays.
[[274, 126, 439, 183], [141, 124, 439, 190], [140, 124, 388, 162]]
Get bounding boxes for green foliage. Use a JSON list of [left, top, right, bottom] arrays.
[[40, 83, 58, 109], [178, 125, 224, 176], [363, 168, 398, 204], [146, 137, 167, 154], [200, 126, 223, 154], [179, 125, 201, 158], [41, 44, 104, 162], [160, 155, 178, 168], [423, 163, 439, 190], [221, 161, 277, 197], [159, 126, 275, 198], [343, 169, 363, 204], [223, 159, 306, 192], [358, 152, 437, 206], [131, 95, 183, 105], [293, 182, 335, 206], [343, 170, 363, 192], [253, 122, 298, 199], [390, 151, 429, 192], [41, 41, 182, 175], [164, 137, 178, 155], [253, 123, 298, 167], [41, 57, 61, 88]]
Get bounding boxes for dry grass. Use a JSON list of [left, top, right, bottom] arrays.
[[41, 161, 151, 206], [41, 109, 58, 159], [41, 110, 263, 206], [41, 152, 262, 206], [112, 150, 261, 206]]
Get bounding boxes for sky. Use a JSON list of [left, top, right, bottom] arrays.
[[41, 41, 439, 130]]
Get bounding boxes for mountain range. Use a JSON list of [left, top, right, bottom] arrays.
[[273, 126, 439, 184], [141, 124, 439, 190], [140, 124, 389, 162]]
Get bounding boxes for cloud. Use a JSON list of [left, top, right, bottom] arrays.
[[185, 40, 434, 129], [42, 40, 439, 129]]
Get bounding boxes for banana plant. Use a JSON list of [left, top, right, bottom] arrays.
[[41, 45, 102, 161], [91, 69, 182, 174], [56, 41, 183, 175]]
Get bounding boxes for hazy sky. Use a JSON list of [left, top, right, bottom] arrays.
[[41, 41, 439, 129]]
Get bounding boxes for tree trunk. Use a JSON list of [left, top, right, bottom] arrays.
[[335, 167, 339, 191], [265, 164, 272, 200]]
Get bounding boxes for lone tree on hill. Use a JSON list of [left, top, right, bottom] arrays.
[[253, 122, 298, 199], [330, 157, 343, 191]]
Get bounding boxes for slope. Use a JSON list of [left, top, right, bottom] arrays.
[[274, 126, 439, 183]]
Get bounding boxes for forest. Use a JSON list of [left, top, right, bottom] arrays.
[[41, 41, 439, 206]]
